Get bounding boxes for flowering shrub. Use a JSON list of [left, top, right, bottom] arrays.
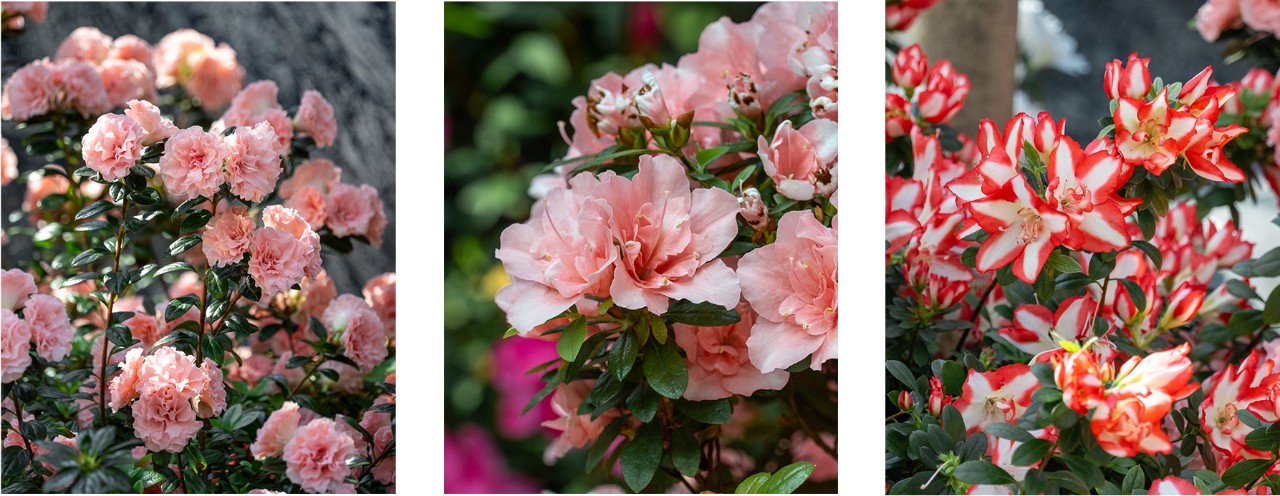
[[886, 3, 1280, 494], [1, 19, 394, 494], [488, 2, 837, 493]]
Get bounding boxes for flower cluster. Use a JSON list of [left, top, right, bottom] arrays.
[[1, 269, 73, 382], [492, 2, 837, 492], [1, 21, 394, 494], [886, 15, 1280, 494], [107, 346, 226, 452]]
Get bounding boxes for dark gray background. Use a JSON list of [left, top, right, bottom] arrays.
[[0, 2, 396, 295], [1032, 0, 1249, 142]]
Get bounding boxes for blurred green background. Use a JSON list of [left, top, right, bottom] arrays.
[[443, 2, 764, 492]]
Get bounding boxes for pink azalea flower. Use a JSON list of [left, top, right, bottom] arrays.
[[282, 418, 358, 494], [159, 127, 229, 202], [260, 205, 323, 277], [325, 183, 380, 238], [322, 294, 387, 372], [1, 138, 16, 186], [674, 302, 790, 400], [108, 348, 145, 412], [224, 121, 282, 202], [284, 185, 328, 229], [542, 380, 622, 463], [193, 358, 226, 418], [82, 113, 145, 181], [252, 401, 302, 459], [302, 271, 337, 319], [598, 154, 741, 314], [248, 227, 310, 297], [108, 35, 155, 72], [131, 381, 202, 452], [1, 269, 37, 311], [124, 99, 177, 146], [24, 294, 72, 362], [363, 273, 396, 341], [1, 310, 32, 383], [738, 211, 836, 372], [55, 27, 111, 64], [98, 59, 156, 108], [295, 90, 338, 148], [3, 60, 54, 121], [757, 118, 838, 201], [201, 206, 256, 267], [495, 173, 617, 333], [280, 159, 342, 200], [222, 80, 282, 126], [52, 60, 110, 117]]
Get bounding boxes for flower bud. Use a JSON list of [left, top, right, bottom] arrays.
[[1158, 280, 1206, 331], [1103, 52, 1151, 101], [885, 93, 913, 142], [587, 84, 637, 137], [1178, 66, 1213, 107], [633, 70, 671, 129], [926, 377, 950, 417], [897, 390, 915, 411], [892, 44, 928, 91], [738, 187, 768, 230], [729, 72, 762, 117]]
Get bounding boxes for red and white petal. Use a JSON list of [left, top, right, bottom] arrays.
[[1077, 151, 1127, 199], [1114, 97, 1144, 131], [1074, 203, 1130, 252], [1013, 304, 1054, 335], [887, 211, 922, 253], [1013, 237, 1052, 284], [1148, 476, 1199, 495], [1053, 295, 1097, 341], [976, 228, 1024, 273]]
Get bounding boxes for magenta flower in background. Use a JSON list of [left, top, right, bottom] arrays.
[[491, 336, 558, 439], [444, 424, 539, 494]]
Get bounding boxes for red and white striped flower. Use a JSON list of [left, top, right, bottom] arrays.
[[1113, 88, 1198, 175]]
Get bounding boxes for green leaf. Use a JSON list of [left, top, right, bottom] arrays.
[[628, 383, 659, 423], [608, 330, 639, 381], [643, 341, 688, 399], [886, 360, 918, 392], [942, 405, 965, 442], [180, 209, 213, 233], [649, 315, 669, 345], [585, 416, 626, 473], [1235, 409, 1266, 429], [620, 422, 663, 492], [1010, 438, 1052, 467], [758, 462, 816, 494], [153, 262, 193, 278], [75, 220, 111, 232], [167, 235, 201, 257], [1118, 279, 1147, 317], [76, 200, 113, 221], [1120, 465, 1145, 494], [1221, 459, 1272, 488], [106, 325, 132, 348], [61, 271, 100, 288], [677, 399, 731, 424], [71, 249, 107, 268], [1263, 285, 1280, 325], [1227, 279, 1262, 301], [940, 361, 966, 396], [1045, 252, 1082, 273], [985, 423, 1034, 443], [663, 300, 740, 326], [670, 429, 700, 477], [735, 473, 772, 494], [1130, 240, 1163, 270], [953, 460, 1016, 485], [557, 317, 588, 362]]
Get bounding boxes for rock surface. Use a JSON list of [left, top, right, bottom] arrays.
[[1, 2, 397, 295]]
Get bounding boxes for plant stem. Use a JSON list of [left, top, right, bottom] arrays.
[[956, 281, 997, 353], [285, 356, 328, 400], [194, 263, 210, 364], [97, 196, 131, 426], [665, 466, 698, 494], [787, 388, 837, 460], [11, 392, 37, 473]]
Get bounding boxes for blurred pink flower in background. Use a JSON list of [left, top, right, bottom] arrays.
[[491, 336, 558, 439], [444, 424, 539, 494]]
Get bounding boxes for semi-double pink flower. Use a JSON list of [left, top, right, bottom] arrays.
[[597, 154, 741, 314], [738, 212, 837, 372]]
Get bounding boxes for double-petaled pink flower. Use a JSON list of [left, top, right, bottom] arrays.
[[738, 211, 837, 372], [82, 113, 145, 181]]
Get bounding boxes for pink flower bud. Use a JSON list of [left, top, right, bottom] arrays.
[[729, 73, 761, 117], [738, 187, 768, 230], [632, 70, 671, 128], [892, 44, 928, 90]]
